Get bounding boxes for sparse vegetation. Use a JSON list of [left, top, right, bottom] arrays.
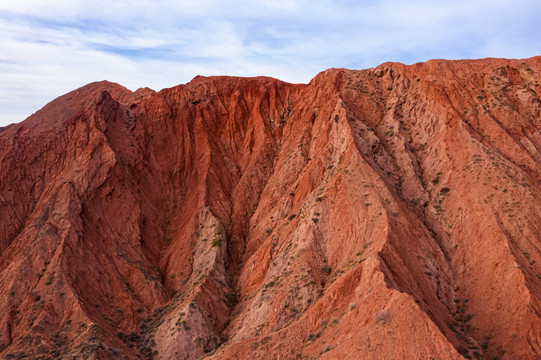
[[215, 224, 224, 235], [375, 309, 388, 324], [45, 273, 55, 286]]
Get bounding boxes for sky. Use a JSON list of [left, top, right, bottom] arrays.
[[1, 0, 540, 127]]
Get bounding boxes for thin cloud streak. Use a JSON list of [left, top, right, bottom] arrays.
[[0, 0, 540, 126]]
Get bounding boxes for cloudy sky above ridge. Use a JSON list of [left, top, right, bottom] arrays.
[[1, 0, 540, 126]]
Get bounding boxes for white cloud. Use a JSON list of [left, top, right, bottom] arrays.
[[0, 0, 540, 126]]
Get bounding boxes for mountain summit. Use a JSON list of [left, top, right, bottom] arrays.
[[0, 57, 540, 359]]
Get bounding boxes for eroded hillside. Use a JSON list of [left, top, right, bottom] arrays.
[[0, 56, 540, 359]]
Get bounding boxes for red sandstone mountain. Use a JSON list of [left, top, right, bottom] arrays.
[[0, 56, 540, 359]]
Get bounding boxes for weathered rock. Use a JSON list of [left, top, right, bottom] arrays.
[[0, 57, 540, 359]]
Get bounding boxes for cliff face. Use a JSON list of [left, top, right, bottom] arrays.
[[0, 56, 540, 359]]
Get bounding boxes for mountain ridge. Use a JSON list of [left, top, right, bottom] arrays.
[[0, 55, 540, 359]]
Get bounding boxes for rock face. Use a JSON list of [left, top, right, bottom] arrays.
[[0, 56, 540, 359]]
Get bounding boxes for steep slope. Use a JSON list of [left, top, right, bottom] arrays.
[[0, 56, 540, 359]]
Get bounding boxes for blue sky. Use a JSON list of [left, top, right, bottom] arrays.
[[1, 0, 540, 126]]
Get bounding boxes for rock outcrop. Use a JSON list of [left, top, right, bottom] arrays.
[[0, 56, 540, 359]]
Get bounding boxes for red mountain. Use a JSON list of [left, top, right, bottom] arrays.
[[0, 56, 540, 359]]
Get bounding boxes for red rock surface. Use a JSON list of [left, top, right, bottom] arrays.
[[0, 56, 540, 359]]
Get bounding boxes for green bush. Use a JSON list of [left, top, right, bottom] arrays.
[[215, 225, 224, 235]]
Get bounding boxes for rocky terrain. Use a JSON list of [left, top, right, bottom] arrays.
[[0, 56, 540, 359]]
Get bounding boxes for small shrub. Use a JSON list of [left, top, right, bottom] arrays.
[[225, 293, 238, 307], [211, 238, 221, 247], [45, 274, 55, 286], [215, 225, 224, 235], [321, 264, 331, 275], [457, 345, 471, 358], [375, 309, 388, 324]]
